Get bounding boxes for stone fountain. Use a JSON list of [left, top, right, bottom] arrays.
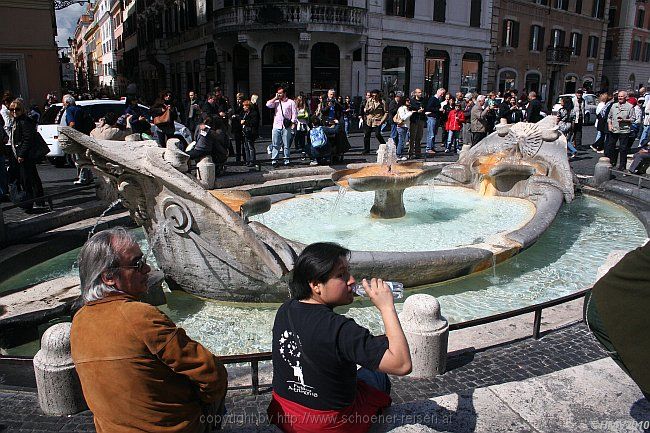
[[55, 116, 575, 302], [331, 140, 441, 218]]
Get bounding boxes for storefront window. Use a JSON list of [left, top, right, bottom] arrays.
[[424, 49, 449, 97], [382, 46, 411, 96], [461, 53, 482, 94]]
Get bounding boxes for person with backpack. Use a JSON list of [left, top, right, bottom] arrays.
[[188, 116, 230, 176], [592, 92, 612, 152], [308, 116, 338, 166], [61, 94, 94, 185]]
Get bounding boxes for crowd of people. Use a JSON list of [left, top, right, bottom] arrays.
[[3, 83, 650, 209]]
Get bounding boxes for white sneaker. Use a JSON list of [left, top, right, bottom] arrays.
[[399, 156, 408, 161], [309, 160, 318, 166], [267, 146, 271, 155]]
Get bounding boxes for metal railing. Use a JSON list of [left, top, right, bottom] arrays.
[[212, 287, 592, 394], [546, 46, 573, 65], [215, 3, 366, 31]]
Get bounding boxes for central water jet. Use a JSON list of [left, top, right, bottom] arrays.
[[331, 140, 442, 219]]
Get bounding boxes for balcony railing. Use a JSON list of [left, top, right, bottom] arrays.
[[215, 3, 366, 32], [546, 46, 573, 65]]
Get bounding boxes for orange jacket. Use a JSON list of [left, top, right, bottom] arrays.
[[71, 294, 227, 433]]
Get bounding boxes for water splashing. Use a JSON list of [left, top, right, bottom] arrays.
[[88, 199, 123, 239], [332, 187, 347, 214]]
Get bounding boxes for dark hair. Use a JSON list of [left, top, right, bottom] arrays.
[[131, 118, 150, 134], [311, 115, 323, 127], [104, 111, 118, 126], [290, 242, 350, 300], [276, 86, 286, 94], [562, 96, 574, 111]]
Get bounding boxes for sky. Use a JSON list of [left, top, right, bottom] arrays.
[[55, 4, 84, 47]]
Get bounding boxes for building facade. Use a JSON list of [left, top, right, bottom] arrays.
[[84, 0, 494, 108], [0, 0, 60, 104], [602, 0, 650, 92], [492, 0, 609, 107]]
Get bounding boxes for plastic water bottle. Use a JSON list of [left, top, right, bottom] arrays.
[[352, 281, 404, 299]]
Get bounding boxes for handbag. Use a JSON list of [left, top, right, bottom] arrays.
[[30, 131, 50, 161], [279, 101, 293, 129], [153, 108, 172, 126]]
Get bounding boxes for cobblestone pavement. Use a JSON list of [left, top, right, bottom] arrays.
[[0, 322, 608, 431]]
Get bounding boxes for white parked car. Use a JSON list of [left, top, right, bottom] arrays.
[[38, 99, 192, 167], [551, 93, 597, 125]]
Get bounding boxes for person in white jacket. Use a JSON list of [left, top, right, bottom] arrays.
[[396, 98, 413, 160]]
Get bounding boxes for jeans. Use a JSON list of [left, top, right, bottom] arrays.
[[446, 130, 460, 152], [0, 154, 7, 196], [74, 154, 93, 184], [397, 126, 409, 156], [271, 127, 294, 164], [343, 117, 351, 136], [639, 125, 650, 147], [244, 137, 256, 164], [426, 117, 438, 151], [390, 122, 398, 141], [567, 138, 577, 155], [356, 367, 391, 394], [605, 133, 630, 169]]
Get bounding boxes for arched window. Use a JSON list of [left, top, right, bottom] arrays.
[[525, 71, 542, 94], [311, 43, 340, 97], [424, 49, 449, 96], [564, 73, 578, 93], [262, 42, 295, 123], [461, 52, 483, 93], [497, 68, 517, 93], [382, 46, 411, 95]]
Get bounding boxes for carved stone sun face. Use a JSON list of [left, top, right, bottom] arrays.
[[503, 123, 543, 159]]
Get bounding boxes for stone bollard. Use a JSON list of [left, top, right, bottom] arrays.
[[593, 157, 612, 186], [399, 294, 449, 378], [196, 156, 216, 189], [33, 323, 87, 415]]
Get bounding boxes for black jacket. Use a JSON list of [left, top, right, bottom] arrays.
[[425, 95, 442, 119], [12, 115, 39, 160], [241, 109, 260, 140], [526, 99, 544, 123]]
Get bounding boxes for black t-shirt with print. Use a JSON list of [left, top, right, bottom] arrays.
[[271, 299, 388, 410]]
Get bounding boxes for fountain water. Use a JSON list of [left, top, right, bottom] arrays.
[[87, 199, 123, 239], [332, 139, 442, 219]]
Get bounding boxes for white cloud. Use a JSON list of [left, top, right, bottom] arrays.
[[55, 4, 84, 46]]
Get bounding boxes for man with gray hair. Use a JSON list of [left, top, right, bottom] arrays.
[[70, 227, 228, 433], [470, 94, 492, 146], [607, 90, 636, 170], [60, 94, 94, 185]]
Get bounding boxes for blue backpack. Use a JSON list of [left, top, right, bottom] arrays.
[[310, 127, 328, 148]]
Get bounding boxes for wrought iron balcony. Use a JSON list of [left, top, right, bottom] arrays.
[[546, 46, 573, 65], [215, 3, 366, 33]]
